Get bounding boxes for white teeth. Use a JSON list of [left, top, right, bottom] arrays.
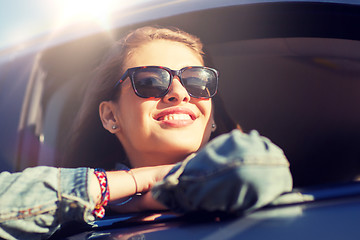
[[163, 114, 191, 121]]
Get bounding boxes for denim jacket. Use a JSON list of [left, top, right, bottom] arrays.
[[0, 167, 95, 240], [0, 130, 292, 239], [152, 130, 293, 214]]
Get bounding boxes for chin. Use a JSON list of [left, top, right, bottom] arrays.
[[171, 141, 201, 152], [162, 140, 202, 155], [152, 129, 209, 153]]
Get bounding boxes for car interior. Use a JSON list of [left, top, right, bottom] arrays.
[[15, 2, 360, 188]]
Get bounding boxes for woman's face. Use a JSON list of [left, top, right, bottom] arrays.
[[102, 40, 214, 167]]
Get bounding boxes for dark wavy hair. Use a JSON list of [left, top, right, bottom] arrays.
[[61, 26, 239, 169]]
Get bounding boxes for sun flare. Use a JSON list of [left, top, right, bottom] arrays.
[[55, 0, 121, 30]]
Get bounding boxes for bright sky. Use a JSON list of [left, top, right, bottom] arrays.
[[0, 0, 148, 50]]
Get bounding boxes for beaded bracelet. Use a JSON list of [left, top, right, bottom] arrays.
[[92, 168, 110, 218]]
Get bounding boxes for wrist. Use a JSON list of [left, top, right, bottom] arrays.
[[130, 165, 172, 193], [89, 170, 101, 204], [130, 167, 155, 193], [126, 169, 139, 195], [91, 168, 110, 218]]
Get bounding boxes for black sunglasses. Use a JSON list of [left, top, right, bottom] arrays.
[[115, 66, 218, 99]]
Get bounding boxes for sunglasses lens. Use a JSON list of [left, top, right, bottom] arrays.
[[132, 67, 170, 98], [181, 67, 218, 98]]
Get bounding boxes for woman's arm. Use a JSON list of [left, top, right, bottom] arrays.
[[0, 167, 93, 240], [0, 165, 173, 240], [102, 166, 174, 213]]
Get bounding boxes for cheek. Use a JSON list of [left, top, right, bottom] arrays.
[[116, 85, 143, 124], [198, 100, 213, 120], [117, 93, 155, 131], [203, 101, 214, 133]]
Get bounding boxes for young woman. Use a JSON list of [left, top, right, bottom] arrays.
[[0, 26, 292, 240], [62, 26, 238, 170]]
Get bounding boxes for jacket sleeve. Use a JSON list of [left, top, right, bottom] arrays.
[[152, 130, 293, 214], [0, 166, 96, 240]]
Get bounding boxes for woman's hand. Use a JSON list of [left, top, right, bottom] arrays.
[[89, 164, 175, 213]]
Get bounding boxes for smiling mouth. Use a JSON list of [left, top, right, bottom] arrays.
[[157, 114, 193, 121]]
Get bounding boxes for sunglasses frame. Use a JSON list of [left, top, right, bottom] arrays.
[[115, 66, 218, 99]]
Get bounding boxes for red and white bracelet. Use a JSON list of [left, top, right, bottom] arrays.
[[92, 168, 110, 218]]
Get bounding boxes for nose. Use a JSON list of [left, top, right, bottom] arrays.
[[163, 77, 190, 103]]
